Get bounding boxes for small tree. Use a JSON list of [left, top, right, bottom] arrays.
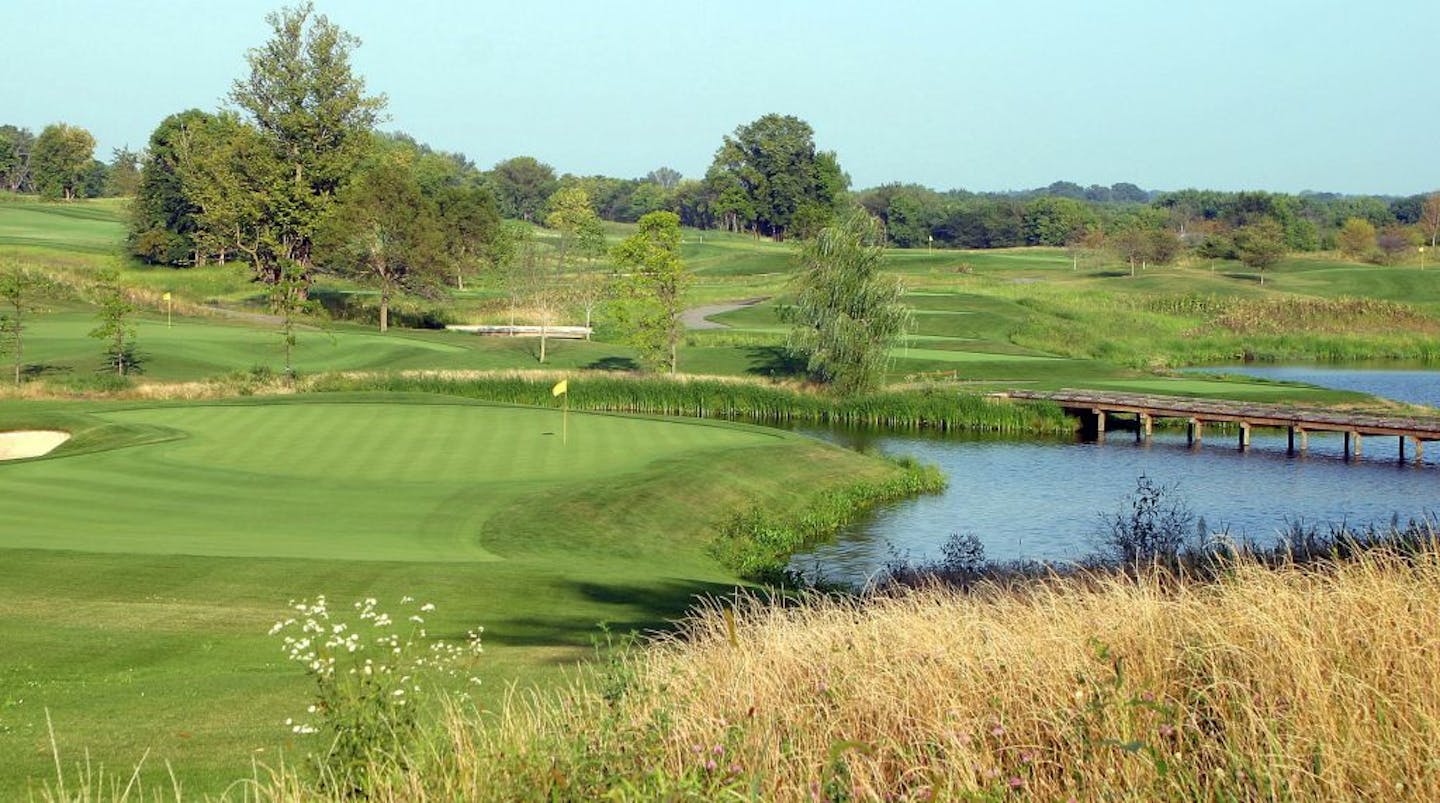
[[89, 269, 140, 376], [1336, 217, 1377, 261], [0, 262, 58, 385], [610, 211, 689, 373], [270, 260, 320, 379], [1233, 219, 1287, 284], [32, 123, 97, 201], [1420, 193, 1440, 249], [785, 212, 910, 395]]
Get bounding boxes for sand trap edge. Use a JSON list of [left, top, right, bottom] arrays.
[[0, 430, 72, 461]]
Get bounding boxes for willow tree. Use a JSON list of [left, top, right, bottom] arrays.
[[785, 212, 909, 395]]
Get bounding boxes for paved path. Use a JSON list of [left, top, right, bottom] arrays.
[[680, 297, 769, 330]]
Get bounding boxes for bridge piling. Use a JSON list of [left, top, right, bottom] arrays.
[[1188, 418, 1203, 447], [1238, 422, 1251, 451]]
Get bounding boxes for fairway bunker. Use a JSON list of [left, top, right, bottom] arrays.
[[0, 431, 70, 461]]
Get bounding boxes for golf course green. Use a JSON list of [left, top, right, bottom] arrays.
[[0, 394, 903, 794]]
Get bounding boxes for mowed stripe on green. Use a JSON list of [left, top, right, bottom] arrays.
[[0, 400, 780, 561]]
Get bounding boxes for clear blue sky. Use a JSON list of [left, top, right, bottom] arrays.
[[6, 0, 1437, 195]]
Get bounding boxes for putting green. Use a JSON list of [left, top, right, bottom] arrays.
[[0, 398, 784, 561]]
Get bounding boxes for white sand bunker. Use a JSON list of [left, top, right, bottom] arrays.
[[0, 431, 71, 461]]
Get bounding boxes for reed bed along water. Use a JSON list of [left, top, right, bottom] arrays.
[[309, 371, 1071, 434], [257, 543, 1440, 802]]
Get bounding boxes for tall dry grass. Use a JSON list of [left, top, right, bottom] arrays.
[[312, 546, 1440, 801]]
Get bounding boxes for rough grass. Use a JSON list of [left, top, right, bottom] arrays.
[[256, 544, 1440, 801]]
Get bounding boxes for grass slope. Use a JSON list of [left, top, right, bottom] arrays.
[[0, 394, 903, 795]]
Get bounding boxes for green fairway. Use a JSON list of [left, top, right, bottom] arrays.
[[0, 394, 904, 794]]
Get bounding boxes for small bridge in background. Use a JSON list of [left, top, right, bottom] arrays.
[[998, 390, 1440, 464]]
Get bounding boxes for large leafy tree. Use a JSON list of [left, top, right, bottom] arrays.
[[315, 155, 445, 332], [488, 156, 558, 222], [129, 109, 210, 264], [785, 212, 909, 395], [706, 114, 848, 240], [31, 123, 96, 200], [610, 211, 689, 373], [224, 1, 385, 284]]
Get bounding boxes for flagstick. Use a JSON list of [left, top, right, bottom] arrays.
[[167, 296, 172, 328], [562, 393, 568, 445]]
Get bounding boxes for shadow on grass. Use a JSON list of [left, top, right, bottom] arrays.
[[744, 346, 807, 378], [474, 576, 742, 657], [20, 362, 72, 379], [584, 356, 640, 371]]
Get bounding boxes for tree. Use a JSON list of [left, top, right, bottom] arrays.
[[0, 261, 58, 384], [488, 156, 558, 222], [31, 123, 96, 200], [105, 147, 143, 197], [0, 125, 35, 193], [129, 110, 210, 264], [1233, 219, 1287, 284], [610, 211, 689, 373], [785, 212, 910, 395], [645, 167, 682, 190], [706, 114, 848, 240], [1336, 217, 1377, 260], [1420, 193, 1440, 248], [315, 156, 445, 331], [225, 1, 385, 284], [1023, 196, 1094, 246], [1375, 227, 1417, 265], [89, 269, 140, 375], [434, 184, 500, 290]]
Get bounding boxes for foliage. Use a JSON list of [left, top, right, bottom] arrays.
[[1336, 216, 1377, 259], [610, 211, 690, 373], [488, 156, 558, 222], [1232, 218, 1286, 278], [86, 269, 140, 376], [1097, 475, 1197, 564], [706, 114, 847, 239], [785, 212, 910, 395], [270, 595, 483, 797], [31, 123, 96, 201], [0, 125, 35, 193], [0, 260, 59, 384], [315, 153, 446, 331], [710, 457, 946, 581], [175, 1, 386, 284]]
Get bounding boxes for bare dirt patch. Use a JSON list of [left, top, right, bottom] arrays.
[[0, 431, 71, 461]]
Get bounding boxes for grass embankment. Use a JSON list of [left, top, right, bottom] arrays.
[[0, 394, 914, 795], [265, 545, 1440, 801]]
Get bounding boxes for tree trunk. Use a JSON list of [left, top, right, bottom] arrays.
[[380, 289, 389, 332], [539, 323, 547, 363]]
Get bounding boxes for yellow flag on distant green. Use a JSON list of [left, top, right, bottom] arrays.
[[551, 379, 568, 397], [162, 292, 172, 301]]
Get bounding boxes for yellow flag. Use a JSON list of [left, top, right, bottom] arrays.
[[162, 292, 172, 301], [551, 379, 568, 397]]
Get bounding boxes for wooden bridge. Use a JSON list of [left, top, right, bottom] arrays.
[[998, 390, 1440, 464]]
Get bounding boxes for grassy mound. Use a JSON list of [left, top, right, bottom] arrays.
[[314, 545, 1440, 801]]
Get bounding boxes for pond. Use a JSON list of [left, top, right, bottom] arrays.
[[789, 368, 1440, 586], [1187, 364, 1440, 409]]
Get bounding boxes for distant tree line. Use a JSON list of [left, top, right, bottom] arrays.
[[0, 123, 140, 200]]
